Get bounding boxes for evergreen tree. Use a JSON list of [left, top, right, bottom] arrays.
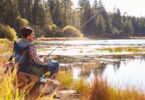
[[0, 0, 19, 27], [32, 0, 45, 27], [96, 15, 105, 34], [112, 9, 122, 34], [48, 0, 63, 28], [122, 19, 134, 35]]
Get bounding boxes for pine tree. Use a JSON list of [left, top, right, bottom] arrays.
[[48, 0, 63, 28]]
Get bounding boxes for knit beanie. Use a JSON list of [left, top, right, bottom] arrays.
[[20, 27, 33, 38]]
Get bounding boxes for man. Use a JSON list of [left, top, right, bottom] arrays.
[[15, 27, 59, 80]]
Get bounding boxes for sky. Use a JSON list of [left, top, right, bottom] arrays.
[[72, 0, 145, 17]]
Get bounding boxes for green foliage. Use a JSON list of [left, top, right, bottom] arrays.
[[44, 24, 61, 37], [96, 15, 106, 34], [62, 25, 84, 37], [0, 23, 17, 41], [17, 17, 29, 27], [49, 0, 63, 28], [32, 0, 46, 27], [0, 0, 18, 27], [122, 20, 134, 35], [112, 27, 121, 34]]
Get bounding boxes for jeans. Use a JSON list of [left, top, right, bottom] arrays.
[[46, 61, 59, 78], [30, 60, 59, 78]]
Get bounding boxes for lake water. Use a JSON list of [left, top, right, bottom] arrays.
[[36, 39, 145, 91]]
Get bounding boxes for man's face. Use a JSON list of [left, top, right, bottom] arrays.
[[27, 32, 35, 42]]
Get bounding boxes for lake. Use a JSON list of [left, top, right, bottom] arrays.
[[35, 39, 145, 91]]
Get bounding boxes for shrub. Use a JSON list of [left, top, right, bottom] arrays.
[[112, 27, 120, 35], [44, 24, 61, 37], [0, 23, 17, 41], [17, 17, 29, 27], [62, 25, 84, 37], [32, 26, 44, 37]]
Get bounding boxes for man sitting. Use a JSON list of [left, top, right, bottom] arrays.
[[15, 27, 59, 83]]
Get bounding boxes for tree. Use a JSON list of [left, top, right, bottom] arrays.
[[96, 15, 106, 34], [122, 19, 134, 35], [32, 0, 45, 28], [0, 0, 19, 27], [48, 0, 63, 28], [79, 0, 96, 36], [112, 9, 122, 30], [61, 0, 73, 26]]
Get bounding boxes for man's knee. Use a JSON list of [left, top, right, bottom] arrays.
[[54, 61, 59, 71], [54, 61, 59, 67]]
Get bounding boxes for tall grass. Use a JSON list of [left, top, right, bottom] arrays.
[[0, 69, 25, 100], [85, 78, 145, 100], [58, 71, 73, 89]]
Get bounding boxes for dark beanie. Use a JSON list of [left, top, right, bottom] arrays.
[[20, 27, 33, 38]]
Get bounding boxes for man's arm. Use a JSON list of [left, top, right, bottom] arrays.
[[29, 45, 45, 65]]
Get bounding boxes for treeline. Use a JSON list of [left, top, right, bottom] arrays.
[[0, 0, 145, 40]]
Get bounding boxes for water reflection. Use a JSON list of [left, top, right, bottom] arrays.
[[102, 57, 145, 91], [72, 67, 81, 80], [87, 70, 95, 85]]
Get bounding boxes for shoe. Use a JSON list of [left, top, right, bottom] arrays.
[[54, 94, 61, 99], [51, 80, 60, 86], [40, 77, 48, 83], [40, 77, 60, 86], [44, 87, 54, 95]]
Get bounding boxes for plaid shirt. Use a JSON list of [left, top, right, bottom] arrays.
[[29, 45, 45, 65]]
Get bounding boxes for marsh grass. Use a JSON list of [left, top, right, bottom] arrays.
[[86, 78, 145, 100], [58, 71, 73, 89], [97, 47, 145, 53], [0, 69, 25, 100]]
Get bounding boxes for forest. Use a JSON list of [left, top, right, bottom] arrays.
[[0, 0, 145, 40]]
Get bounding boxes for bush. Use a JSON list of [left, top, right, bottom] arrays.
[[32, 26, 44, 37], [62, 25, 84, 37], [44, 24, 61, 37], [17, 17, 29, 27], [0, 23, 17, 41]]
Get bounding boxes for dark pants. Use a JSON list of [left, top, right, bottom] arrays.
[[46, 61, 59, 78], [38, 61, 59, 78]]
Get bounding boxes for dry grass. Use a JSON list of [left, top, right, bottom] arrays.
[[82, 78, 145, 100], [88, 78, 109, 100], [58, 71, 73, 89]]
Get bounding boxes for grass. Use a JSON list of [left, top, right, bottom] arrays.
[[97, 47, 145, 53], [85, 78, 145, 100], [58, 71, 74, 89], [0, 69, 26, 100]]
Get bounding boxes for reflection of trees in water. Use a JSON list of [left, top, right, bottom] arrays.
[[140, 55, 145, 62], [54, 54, 145, 77], [113, 61, 121, 72], [96, 62, 107, 76]]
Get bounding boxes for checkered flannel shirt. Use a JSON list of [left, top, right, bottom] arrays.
[[29, 45, 45, 65]]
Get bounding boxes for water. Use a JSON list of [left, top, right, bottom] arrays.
[[102, 58, 145, 91], [36, 39, 145, 91]]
